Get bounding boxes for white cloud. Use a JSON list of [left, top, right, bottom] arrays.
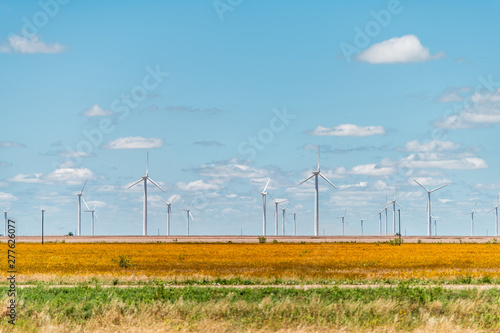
[[9, 167, 93, 185], [404, 140, 460, 152], [310, 124, 385, 137], [356, 35, 443, 64], [338, 182, 368, 190], [0, 141, 26, 148], [177, 180, 219, 191], [0, 192, 17, 202], [411, 177, 452, 187], [45, 167, 93, 185], [0, 35, 65, 54], [194, 159, 267, 181], [81, 104, 114, 117], [9, 173, 44, 183], [435, 86, 471, 103], [401, 154, 487, 170], [103, 137, 164, 149], [329, 164, 396, 178], [436, 88, 500, 128]]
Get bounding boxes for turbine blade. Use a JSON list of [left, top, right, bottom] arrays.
[[299, 174, 315, 185], [318, 173, 337, 188], [396, 201, 405, 211], [189, 212, 194, 221], [189, 200, 194, 210], [160, 199, 168, 205], [81, 197, 90, 211], [413, 179, 429, 192], [128, 178, 143, 189], [147, 177, 165, 192], [94, 211, 100, 221], [269, 193, 276, 201], [263, 178, 270, 193], [80, 179, 88, 195], [169, 195, 178, 204], [284, 201, 290, 209], [430, 184, 448, 193]]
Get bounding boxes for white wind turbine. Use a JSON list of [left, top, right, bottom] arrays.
[[258, 179, 270, 236], [76, 179, 90, 236], [292, 206, 299, 236], [386, 188, 404, 235], [337, 209, 347, 236], [488, 195, 499, 237], [431, 216, 440, 236], [280, 201, 290, 236], [2, 207, 11, 236], [414, 180, 448, 236], [160, 195, 177, 236], [269, 194, 287, 236], [85, 205, 99, 236], [299, 145, 337, 236], [358, 214, 366, 236], [128, 152, 165, 236], [465, 203, 477, 236], [181, 201, 194, 236]]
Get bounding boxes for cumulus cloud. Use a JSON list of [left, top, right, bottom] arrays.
[[404, 140, 460, 152], [0, 35, 65, 54], [0, 192, 17, 202], [9, 167, 93, 185], [193, 158, 267, 181], [435, 88, 500, 128], [0, 141, 26, 148], [81, 104, 114, 117], [177, 180, 219, 191], [103, 137, 164, 149], [400, 154, 487, 170], [309, 124, 385, 137], [356, 35, 443, 64]]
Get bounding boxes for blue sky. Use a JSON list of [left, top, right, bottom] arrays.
[[2, 0, 500, 237]]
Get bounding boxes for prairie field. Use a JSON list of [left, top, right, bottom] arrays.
[[6, 241, 500, 284]]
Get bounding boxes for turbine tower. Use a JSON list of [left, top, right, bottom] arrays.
[[465, 203, 477, 236], [76, 179, 89, 236], [280, 201, 290, 236], [160, 195, 177, 236], [128, 152, 165, 236], [358, 214, 366, 236], [386, 188, 404, 235], [299, 145, 337, 236], [431, 215, 440, 236], [2, 207, 11, 236], [292, 206, 299, 236], [269, 194, 287, 236], [337, 209, 347, 236], [85, 205, 99, 236], [258, 179, 270, 236], [414, 180, 448, 236], [488, 195, 499, 237], [181, 201, 194, 236], [374, 211, 382, 235]]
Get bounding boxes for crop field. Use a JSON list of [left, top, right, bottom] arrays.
[[5, 241, 500, 284], [4, 241, 500, 332]]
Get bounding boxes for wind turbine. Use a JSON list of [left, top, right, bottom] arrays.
[[85, 205, 99, 236], [465, 203, 477, 236], [2, 207, 11, 236], [280, 201, 290, 236], [160, 195, 177, 236], [431, 216, 440, 236], [337, 209, 347, 236], [414, 180, 448, 236], [128, 152, 165, 236], [181, 201, 194, 236], [76, 179, 89, 236], [488, 195, 499, 237], [358, 214, 366, 236], [258, 179, 270, 236], [386, 188, 404, 235], [299, 145, 337, 236], [292, 206, 299, 236], [269, 194, 287, 236]]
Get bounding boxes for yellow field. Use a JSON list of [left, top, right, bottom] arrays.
[[8, 242, 500, 282]]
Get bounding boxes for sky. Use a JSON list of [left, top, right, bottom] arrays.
[[2, 0, 500, 237]]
